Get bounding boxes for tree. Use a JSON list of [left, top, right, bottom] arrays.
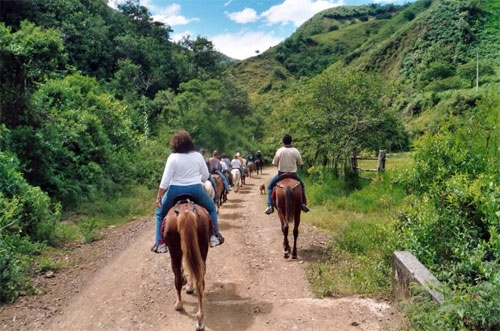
[[286, 68, 406, 169], [457, 59, 496, 88], [0, 21, 66, 128]]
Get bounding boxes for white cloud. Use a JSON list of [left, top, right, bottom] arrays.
[[261, 0, 343, 27], [152, 4, 199, 26], [212, 31, 283, 60], [171, 30, 194, 43], [226, 7, 259, 24]]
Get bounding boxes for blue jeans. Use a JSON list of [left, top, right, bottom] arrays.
[[213, 169, 231, 191], [155, 184, 219, 244], [267, 172, 306, 207]]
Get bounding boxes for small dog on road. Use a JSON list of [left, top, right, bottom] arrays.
[[259, 184, 265, 195]]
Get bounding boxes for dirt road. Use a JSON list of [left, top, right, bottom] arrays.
[[1, 169, 405, 331]]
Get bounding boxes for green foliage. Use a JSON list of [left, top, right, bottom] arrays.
[[0, 148, 57, 304], [11, 74, 140, 208], [78, 217, 100, 243], [0, 149, 61, 243], [393, 89, 500, 328], [283, 68, 408, 168], [305, 167, 406, 298], [0, 21, 66, 128]]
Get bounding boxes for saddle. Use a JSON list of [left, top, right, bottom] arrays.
[[270, 174, 301, 201], [276, 173, 300, 189], [172, 195, 198, 215], [169, 194, 217, 232]]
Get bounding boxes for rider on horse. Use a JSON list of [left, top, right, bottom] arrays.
[[153, 131, 224, 253], [220, 153, 233, 186], [231, 153, 243, 178], [264, 133, 310, 215], [200, 148, 219, 200], [209, 150, 231, 192]]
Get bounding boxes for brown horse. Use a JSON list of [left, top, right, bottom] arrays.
[[212, 173, 227, 208], [255, 159, 263, 174], [247, 161, 255, 178], [162, 198, 211, 331], [272, 174, 303, 259]]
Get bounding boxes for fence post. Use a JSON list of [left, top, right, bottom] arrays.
[[377, 150, 386, 171], [351, 148, 358, 171]]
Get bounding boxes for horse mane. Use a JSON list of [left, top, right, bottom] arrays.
[[177, 210, 206, 287]]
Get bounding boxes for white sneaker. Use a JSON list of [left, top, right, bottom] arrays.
[[210, 234, 220, 247]]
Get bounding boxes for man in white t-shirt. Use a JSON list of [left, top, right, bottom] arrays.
[[264, 134, 309, 214]]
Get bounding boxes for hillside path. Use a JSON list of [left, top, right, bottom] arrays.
[[1, 168, 405, 331]]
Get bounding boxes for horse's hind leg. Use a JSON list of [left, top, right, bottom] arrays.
[[292, 223, 299, 259], [195, 281, 205, 330], [171, 256, 184, 310], [282, 223, 291, 259]]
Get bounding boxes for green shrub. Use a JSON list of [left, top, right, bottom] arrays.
[[393, 89, 500, 328]]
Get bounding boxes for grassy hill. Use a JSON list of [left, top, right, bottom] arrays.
[[226, 0, 500, 141]]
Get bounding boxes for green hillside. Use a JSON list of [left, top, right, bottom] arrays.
[[227, 0, 500, 141]]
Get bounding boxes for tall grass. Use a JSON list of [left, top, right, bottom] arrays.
[[303, 153, 411, 298], [41, 185, 155, 257]]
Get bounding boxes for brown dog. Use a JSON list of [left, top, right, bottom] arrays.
[[259, 184, 265, 195]]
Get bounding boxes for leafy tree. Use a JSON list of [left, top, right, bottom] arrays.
[[457, 59, 496, 88], [284, 68, 407, 170], [178, 36, 224, 80], [0, 21, 66, 128], [11, 74, 139, 208]]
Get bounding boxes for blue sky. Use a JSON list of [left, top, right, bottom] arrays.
[[108, 0, 415, 60]]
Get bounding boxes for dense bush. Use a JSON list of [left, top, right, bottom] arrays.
[[10, 74, 140, 208], [0, 145, 59, 304], [393, 89, 500, 329]]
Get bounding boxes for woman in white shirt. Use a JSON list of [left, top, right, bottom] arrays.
[[152, 130, 224, 253]]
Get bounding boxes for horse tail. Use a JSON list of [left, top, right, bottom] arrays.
[[285, 186, 295, 224], [178, 211, 206, 289]]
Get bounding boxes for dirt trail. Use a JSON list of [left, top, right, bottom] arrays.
[[1, 169, 405, 331]]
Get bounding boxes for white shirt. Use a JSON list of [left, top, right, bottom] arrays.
[[159, 152, 209, 189], [272, 145, 303, 173], [230, 158, 241, 169], [220, 161, 228, 171]]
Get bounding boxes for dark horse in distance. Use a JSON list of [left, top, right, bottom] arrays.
[[162, 197, 211, 331], [272, 174, 303, 259]]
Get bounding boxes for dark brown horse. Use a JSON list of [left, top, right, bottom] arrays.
[[162, 198, 211, 331], [255, 158, 263, 174], [272, 174, 303, 259]]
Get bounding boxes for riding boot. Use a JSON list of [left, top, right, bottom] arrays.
[[302, 194, 309, 212]]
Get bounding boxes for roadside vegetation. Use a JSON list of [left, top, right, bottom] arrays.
[[1, 0, 500, 328]]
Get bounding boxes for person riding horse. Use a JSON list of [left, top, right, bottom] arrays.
[[200, 148, 219, 201], [255, 150, 263, 174], [209, 150, 231, 193], [264, 133, 309, 215], [152, 131, 224, 253], [220, 153, 232, 186]]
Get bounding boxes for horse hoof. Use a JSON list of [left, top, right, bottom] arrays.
[[174, 301, 183, 311], [292, 255, 298, 259], [186, 288, 194, 295], [196, 323, 205, 331], [284, 252, 290, 259]]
